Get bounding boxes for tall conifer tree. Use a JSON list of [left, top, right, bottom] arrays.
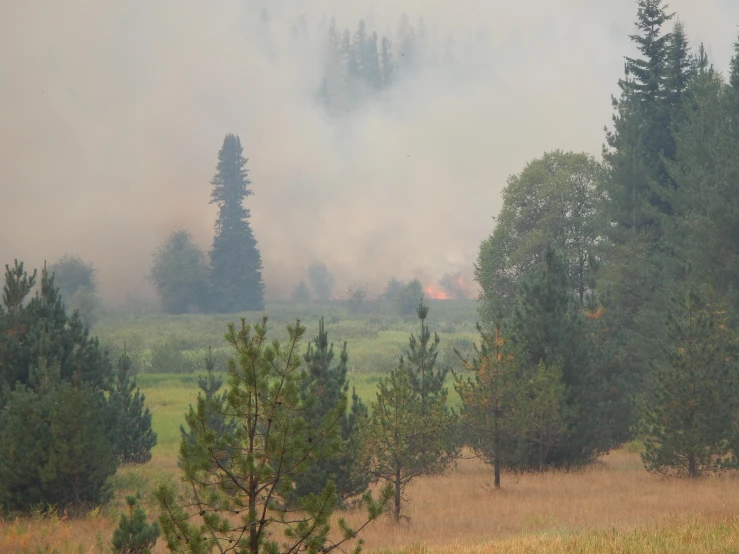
[[208, 134, 265, 312]]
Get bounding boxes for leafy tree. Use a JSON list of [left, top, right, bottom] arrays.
[[293, 319, 371, 503], [362, 362, 456, 520], [149, 229, 209, 314], [48, 254, 98, 299], [308, 261, 336, 301], [156, 317, 391, 553], [476, 151, 604, 323], [395, 279, 423, 317], [641, 282, 738, 477], [292, 280, 312, 302], [110, 347, 157, 464], [111, 494, 160, 554], [346, 284, 370, 315], [208, 134, 265, 312], [455, 325, 521, 488], [381, 278, 404, 301]]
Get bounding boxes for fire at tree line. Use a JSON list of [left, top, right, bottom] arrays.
[[2, 1, 739, 552]]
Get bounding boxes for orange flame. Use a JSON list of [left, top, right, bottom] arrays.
[[424, 285, 451, 300]]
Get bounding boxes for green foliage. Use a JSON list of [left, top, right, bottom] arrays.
[[404, 302, 448, 408], [111, 494, 160, 554], [308, 261, 336, 301], [362, 362, 457, 520], [641, 282, 738, 477], [508, 249, 604, 466], [293, 318, 371, 503], [149, 337, 191, 374], [455, 325, 522, 488], [395, 279, 424, 317], [346, 284, 370, 315], [110, 348, 157, 464], [208, 134, 265, 312], [48, 254, 98, 298], [156, 317, 391, 554], [149, 229, 209, 315], [476, 151, 605, 323], [0, 261, 160, 512]]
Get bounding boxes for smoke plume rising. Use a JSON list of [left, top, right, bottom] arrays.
[[1, 0, 738, 302]]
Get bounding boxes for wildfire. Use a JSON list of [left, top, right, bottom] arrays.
[[424, 285, 451, 300]]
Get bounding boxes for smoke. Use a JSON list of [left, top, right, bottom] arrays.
[[1, 0, 738, 302]]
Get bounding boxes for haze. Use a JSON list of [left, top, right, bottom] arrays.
[[2, 0, 738, 302]]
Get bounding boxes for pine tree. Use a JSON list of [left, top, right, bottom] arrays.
[[641, 282, 737, 477], [404, 302, 447, 411], [110, 347, 157, 464], [208, 134, 265, 312], [294, 319, 370, 502], [111, 494, 160, 554], [455, 325, 522, 488], [730, 33, 739, 93], [0, 262, 122, 512], [363, 362, 456, 520], [180, 347, 238, 470], [156, 317, 391, 553]]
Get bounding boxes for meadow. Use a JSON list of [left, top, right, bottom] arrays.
[[3, 299, 739, 553]]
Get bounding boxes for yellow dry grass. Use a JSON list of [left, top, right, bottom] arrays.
[[4, 449, 739, 553]]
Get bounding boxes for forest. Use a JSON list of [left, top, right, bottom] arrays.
[[2, 0, 739, 552]]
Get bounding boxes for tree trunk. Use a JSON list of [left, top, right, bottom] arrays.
[[688, 453, 697, 478], [394, 469, 402, 520], [494, 455, 501, 489]]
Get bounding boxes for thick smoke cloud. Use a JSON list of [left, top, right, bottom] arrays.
[[1, 0, 738, 302]]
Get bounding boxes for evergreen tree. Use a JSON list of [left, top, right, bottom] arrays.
[[364, 32, 382, 89], [180, 347, 238, 469], [208, 134, 265, 312], [292, 280, 312, 302], [111, 494, 160, 554], [110, 347, 157, 464], [156, 317, 391, 553], [641, 282, 737, 477], [404, 302, 447, 410], [730, 33, 739, 93], [0, 262, 125, 512], [455, 325, 522, 488], [362, 361, 456, 520], [508, 248, 603, 466], [293, 319, 371, 502]]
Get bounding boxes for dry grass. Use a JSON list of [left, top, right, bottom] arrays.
[[4, 449, 739, 553]]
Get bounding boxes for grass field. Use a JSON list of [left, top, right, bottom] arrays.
[[3, 302, 739, 553]]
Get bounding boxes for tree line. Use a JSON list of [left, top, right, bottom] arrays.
[[476, 0, 739, 478]]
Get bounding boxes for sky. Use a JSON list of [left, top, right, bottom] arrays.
[[1, 0, 738, 302]]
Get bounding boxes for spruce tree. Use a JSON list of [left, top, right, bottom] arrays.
[[380, 36, 395, 86], [110, 347, 157, 464], [641, 282, 737, 477], [294, 319, 370, 502], [208, 134, 265, 312], [730, 33, 739, 93]]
